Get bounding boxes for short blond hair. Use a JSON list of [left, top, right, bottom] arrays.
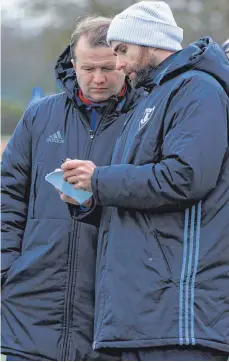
[[70, 15, 112, 60]]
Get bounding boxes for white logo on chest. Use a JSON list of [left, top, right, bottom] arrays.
[[138, 107, 155, 131]]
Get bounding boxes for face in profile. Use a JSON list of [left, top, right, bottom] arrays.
[[111, 41, 158, 87]]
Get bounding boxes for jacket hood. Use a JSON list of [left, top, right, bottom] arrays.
[[144, 37, 229, 96], [55, 45, 76, 100]]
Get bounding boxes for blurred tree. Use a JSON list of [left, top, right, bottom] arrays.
[[2, 0, 229, 135], [1, 100, 25, 135], [166, 0, 229, 44]]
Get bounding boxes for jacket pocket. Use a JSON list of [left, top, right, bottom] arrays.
[[147, 230, 173, 281]]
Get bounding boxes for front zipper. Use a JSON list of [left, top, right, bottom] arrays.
[[31, 164, 39, 218], [79, 97, 118, 160], [60, 219, 78, 360], [60, 97, 118, 360]]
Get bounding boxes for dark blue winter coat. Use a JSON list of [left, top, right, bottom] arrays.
[[87, 38, 229, 353], [1, 45, 142, 361]]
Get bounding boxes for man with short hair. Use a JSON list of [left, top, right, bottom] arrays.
[[1, 15, 141, 361], [61, 2, 229, 360]]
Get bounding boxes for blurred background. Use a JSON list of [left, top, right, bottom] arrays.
[[1, 0, 229, 151]]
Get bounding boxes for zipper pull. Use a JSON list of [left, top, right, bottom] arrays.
[[93, 341, 97, 350], [89, 130, 94, 139]]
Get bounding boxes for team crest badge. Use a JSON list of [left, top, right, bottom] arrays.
[[138, 107, 155, 131]]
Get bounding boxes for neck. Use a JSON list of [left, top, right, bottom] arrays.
[[78, 89, 93, 104], [149, 48, 175, 67], [78, 83, 127, 105]]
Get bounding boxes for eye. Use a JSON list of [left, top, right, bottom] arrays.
[[83, 68, 94, 72], [102, 67, 114, 72], [119, 47, 127, 54]]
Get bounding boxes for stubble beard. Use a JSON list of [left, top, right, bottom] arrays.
[[131, 49, 158, 88], [131, 66, 154, 88]]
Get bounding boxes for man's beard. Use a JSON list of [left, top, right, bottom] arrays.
[[131, 65, 154, 88], [130, 49, 158, 88]]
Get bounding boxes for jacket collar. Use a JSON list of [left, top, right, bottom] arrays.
[[77, 83, 127, 107], [137, 52, 178, 91]]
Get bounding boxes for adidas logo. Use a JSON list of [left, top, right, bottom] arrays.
[[46, 131, 64, 144]]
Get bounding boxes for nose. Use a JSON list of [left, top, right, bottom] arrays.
[[93, 70, 106, 84], [116, 58, 126, 71]]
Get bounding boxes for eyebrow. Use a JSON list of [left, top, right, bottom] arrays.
[[81, 63, 115, 68], [113, 43, 123, 54]]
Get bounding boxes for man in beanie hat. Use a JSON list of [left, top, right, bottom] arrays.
[[107, 0, 183, 88], [60, 1, 229, 360]]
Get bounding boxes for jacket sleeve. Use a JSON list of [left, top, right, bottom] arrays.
[[68, 200, 102, 227], [91, 77, 228, 211], [1, 106, 33, 286]]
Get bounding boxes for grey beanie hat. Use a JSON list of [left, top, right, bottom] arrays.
[[107, 1, 183, 52]]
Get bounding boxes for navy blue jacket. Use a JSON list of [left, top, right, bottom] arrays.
[[87, 38, 229, 352], [1, 45, 142, 361]]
